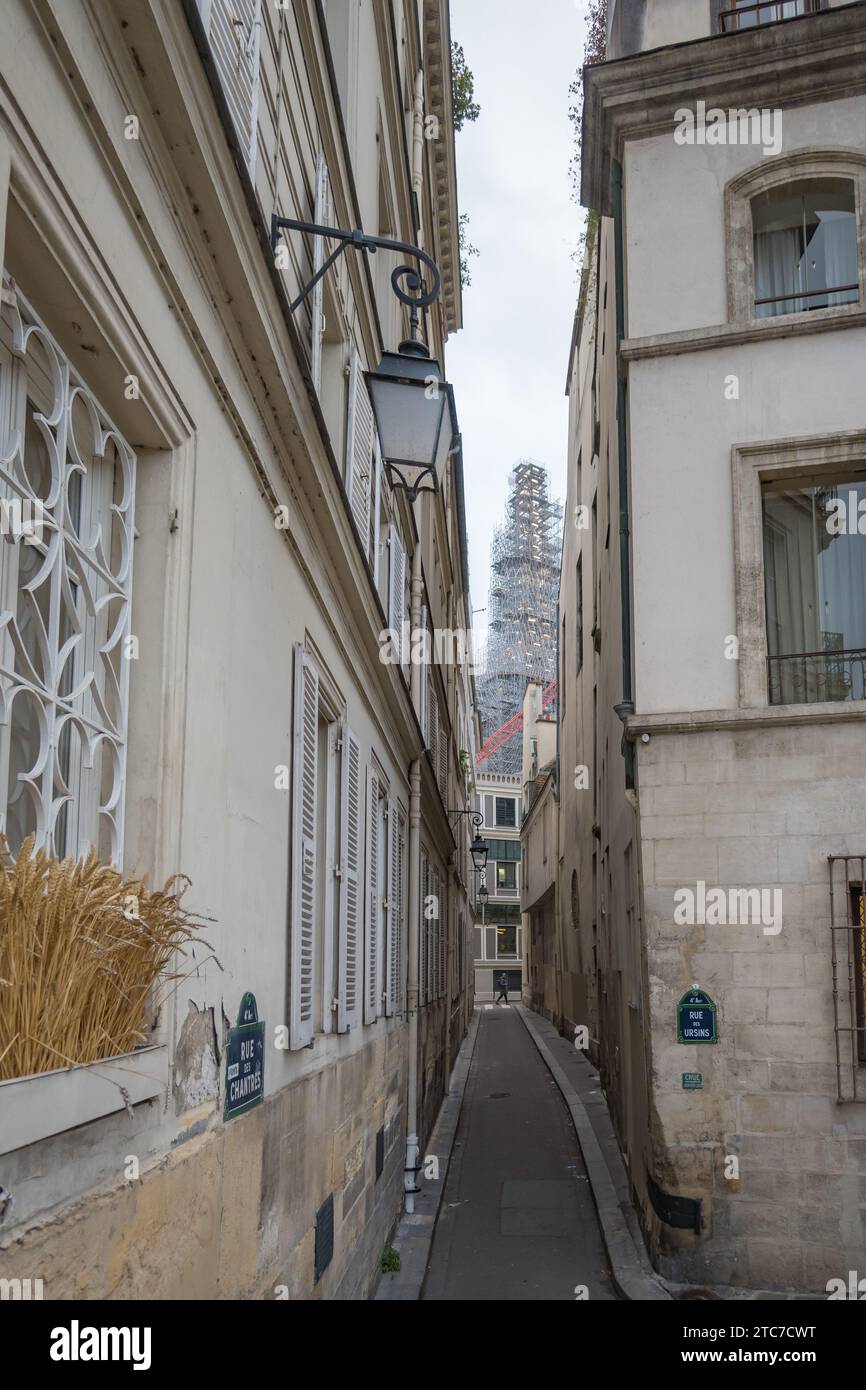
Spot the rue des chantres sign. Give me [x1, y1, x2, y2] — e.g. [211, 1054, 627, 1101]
[677, 988, 718, 1046]
[224, 992, 265, 1121]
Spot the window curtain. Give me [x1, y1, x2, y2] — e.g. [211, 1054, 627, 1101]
[818, 210, 859, 308]
[755, 227, 804, 316]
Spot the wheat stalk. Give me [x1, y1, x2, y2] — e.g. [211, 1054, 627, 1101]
[0, 834, 217, 1080]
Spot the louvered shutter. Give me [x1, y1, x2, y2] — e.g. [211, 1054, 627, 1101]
[437, 703, 447, 799]
[396, 812, 406, 1013]
[372, 436, 382, 586]
[419, 605, 429, 740]
[311, 154, 330, 393]
[428, 680, 438, 763]
[419, 853, 428, 1006]
[439, 876, 447, 999]
[345, 351, 373, 552]
[338, 725, 361, 1033]
[290, 645, 317, 1049]
[385, 799, 399, 1016]
[387, 524, 405, 663]
[364, 768, 380, 1024]
[200, 0, 262, 174]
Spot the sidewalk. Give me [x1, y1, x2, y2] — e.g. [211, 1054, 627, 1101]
[421, 1004, 617, 1300]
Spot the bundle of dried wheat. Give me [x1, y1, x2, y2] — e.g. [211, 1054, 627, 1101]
[0, 835, 216, 1081]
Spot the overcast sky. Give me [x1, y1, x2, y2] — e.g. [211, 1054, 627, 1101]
[447, 0, 589, 645]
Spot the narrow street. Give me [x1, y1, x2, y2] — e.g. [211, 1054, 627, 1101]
[423, 1007, 616, 1301]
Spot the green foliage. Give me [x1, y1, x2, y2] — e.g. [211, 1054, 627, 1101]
[381, 1245, 401, 1274]
[568, 0, 608, 265]
[451, 42, 480, 132]
[458, 212, 478, 290]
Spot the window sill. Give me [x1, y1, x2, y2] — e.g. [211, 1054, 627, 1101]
[0, 1044, 169, 1156]
[621, 303, 866, 364]
[627, 698, 866, 740]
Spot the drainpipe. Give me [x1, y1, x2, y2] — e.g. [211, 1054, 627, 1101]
[404, 541, 423, 1213]
[405, 758, 422, 1212]
[611, 159, 635, 788]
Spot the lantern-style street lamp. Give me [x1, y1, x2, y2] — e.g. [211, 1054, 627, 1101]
[270, 214, 457, 502]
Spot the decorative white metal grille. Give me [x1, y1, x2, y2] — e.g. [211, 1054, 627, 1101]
[0, 278, 136, 865]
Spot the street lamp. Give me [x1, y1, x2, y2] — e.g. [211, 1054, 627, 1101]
[269, 213, 456, 503]
[470, 831, 489, 874]
[365, 347, 456, 503]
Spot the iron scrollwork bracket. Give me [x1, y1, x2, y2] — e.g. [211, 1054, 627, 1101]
[270, 215, 441, 318]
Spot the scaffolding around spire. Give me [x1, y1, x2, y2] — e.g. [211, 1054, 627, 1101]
[476, 461, 563, 775]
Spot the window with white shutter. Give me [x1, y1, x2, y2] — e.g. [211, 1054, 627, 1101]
[290, 644, 318, 1048]
[197, 0, 262, 176]
[385, 799, 401, 1016]
[429, 866, 439, 1002]
[419, 605, 429, 741]
[338, 725, 362, 1033]
[387, 523, 405, 665]
[420, 851, 429, 1007]
[345, 349, 374, 554]
[311, 153, 331, 394]
[364, 767, 382, 1024]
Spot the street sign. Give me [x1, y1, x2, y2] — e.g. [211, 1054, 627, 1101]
[224, 992, 265, 1120]
[682, 1072, 703, 1090]
[677, 989, 718, 1044]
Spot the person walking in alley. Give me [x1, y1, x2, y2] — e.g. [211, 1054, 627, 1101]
[495, 972, 509, 1005]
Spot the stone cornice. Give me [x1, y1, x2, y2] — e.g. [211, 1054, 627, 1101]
[423, 0, 462, 335]
[626, 701, 866, 739]
[581, 1, 866, 214]
[621, 304, 866, 361]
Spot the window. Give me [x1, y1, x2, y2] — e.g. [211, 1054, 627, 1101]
[753, 180, 858, 317]
[0, 283, 136, 865]
[720, 0, 819, 34]
[576, 555, 584, 677]
[829, 856, 866, 1101]
[291, 643, 371, 1046]
[496, 861, 517, 893]
[495, 795, 516, 828]
[496, 925, 518, 959]
[762, 474, 866, 703]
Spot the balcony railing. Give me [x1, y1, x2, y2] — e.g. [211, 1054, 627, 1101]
[719, 0, 820, 34]
[768, 647, 866, 705]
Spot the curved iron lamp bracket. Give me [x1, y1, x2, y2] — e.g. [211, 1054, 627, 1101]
[271, 215, 441, 316]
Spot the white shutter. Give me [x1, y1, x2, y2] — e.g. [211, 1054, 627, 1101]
[201, 0, 262, 174]
[387, 524, 405, 663]
[290, 645, 318, 1049]
[311, 153, 330, 393]
[385, 800, 400, 1016]
[364, 768, 380, 1024]
[372, 436, 382, 587]
[345, 350, 373, 552]
[419, 853, 429, 1006]
[338, 725, 361, 1033]
[437, 702, 447, 799]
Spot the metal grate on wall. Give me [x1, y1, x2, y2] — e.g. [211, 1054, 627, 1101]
[828, 855, 866, 1102]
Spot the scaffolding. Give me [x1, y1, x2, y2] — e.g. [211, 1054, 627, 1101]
[476, 461, 563, 775]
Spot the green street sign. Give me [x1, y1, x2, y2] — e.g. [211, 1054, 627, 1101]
[677, 989, 718, 1044]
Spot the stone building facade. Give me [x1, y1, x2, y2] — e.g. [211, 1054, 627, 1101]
[554, 0, 866, 1293]
[0, 0, 475, 1300]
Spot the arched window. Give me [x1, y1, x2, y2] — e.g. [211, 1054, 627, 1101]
[752, 179, 859, 317]
[725, 151, 866, 324]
